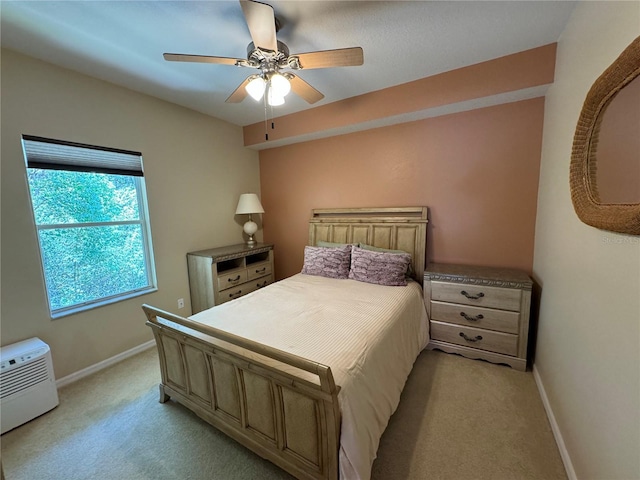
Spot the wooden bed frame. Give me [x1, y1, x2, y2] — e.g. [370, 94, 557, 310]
[142, 207, 428, 480]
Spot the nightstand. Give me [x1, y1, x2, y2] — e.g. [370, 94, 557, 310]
[424, 263, 533, 371]
[187, 243, 274, 314]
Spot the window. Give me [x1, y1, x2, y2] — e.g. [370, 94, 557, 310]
[22, 135, 157, 318]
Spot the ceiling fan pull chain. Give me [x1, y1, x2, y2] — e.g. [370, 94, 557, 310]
[264, 92, 269, 141]
[270, 102, 275, 131]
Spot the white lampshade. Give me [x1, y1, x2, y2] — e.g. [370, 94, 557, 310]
[245, 76, 266, 101]
[269, 73, 291, 97]
[235, 193, 264, 215]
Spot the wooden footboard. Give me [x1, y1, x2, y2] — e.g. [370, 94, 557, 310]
[142, 305, 341, 480]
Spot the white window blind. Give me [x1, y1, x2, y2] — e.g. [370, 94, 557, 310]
[22, 135, 143, 176]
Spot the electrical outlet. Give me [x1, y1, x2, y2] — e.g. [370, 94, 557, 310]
[177, 298, 185, 309]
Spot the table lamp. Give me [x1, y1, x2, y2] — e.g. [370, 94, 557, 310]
[235, 193, 264, 246]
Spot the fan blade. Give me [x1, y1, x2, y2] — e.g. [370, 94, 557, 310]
[226, 77, 252, 103]
[289, 75, 324, 104]
[240, 0, 278, 52]
[164, 53, 243, 66]
[292, 47, 364, 70]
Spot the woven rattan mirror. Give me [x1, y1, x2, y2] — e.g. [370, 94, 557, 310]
[570, 36, 640, 235]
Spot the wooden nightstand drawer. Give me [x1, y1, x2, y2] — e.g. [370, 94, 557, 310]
[247, 261, 272, 281]
[430, 320, 518, 356]
[218, 269, 248, 291]
[424, 263, 533, 371]
[431, 281, 522, 312]
[430, 301, 520, 334]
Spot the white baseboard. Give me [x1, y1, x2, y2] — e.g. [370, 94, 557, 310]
[56, 340, 155, 388]
[533, 363, 577, 480]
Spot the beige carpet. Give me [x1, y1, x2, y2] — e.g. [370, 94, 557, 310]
[1, 347, 567, 480]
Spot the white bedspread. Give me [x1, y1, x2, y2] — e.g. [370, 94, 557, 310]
[190, 273, 429, 480]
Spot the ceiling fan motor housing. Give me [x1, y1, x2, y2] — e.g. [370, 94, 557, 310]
[246, 41, 290, 67]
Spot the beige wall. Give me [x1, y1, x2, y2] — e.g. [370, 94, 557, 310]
[260, 97, 544, 279]
[533, 2, 640, 479]
[0, 49, 260, 378]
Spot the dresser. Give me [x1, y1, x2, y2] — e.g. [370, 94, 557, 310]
[187, 243, 274, 314]
[424, 263, 533, 371]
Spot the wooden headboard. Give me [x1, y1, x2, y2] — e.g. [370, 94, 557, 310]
[308, 207, 429, 281]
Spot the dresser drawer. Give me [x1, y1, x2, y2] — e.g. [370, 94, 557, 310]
[218, 269, 248, 291]
[252, 274, 274, 290]
[430, 301, 520, 334]
[431, 281, 522, 312]
[218, 275, 275, 304]
[218, 283, 254, 304]
[430, 320, 518, 356]
[247, 261, 272, 281]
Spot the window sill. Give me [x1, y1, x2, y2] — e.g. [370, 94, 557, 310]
[50, 287, 158, 319]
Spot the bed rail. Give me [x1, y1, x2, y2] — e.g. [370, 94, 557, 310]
[143, 304, 341, 480]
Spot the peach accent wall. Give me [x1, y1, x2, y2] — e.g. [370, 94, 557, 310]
[244, 44, 556, 146]
[260, 97, 544, 280]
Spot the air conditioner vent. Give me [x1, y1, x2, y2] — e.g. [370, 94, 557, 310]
[0, 357, 49, 399]
[0, 337, 59, 434]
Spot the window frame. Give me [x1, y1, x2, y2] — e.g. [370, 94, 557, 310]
[22, 136, 157, 318]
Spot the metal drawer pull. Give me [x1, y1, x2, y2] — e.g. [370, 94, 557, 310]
[460, 290, 484, 300]
[228, 275, 241, 282]
[460, 312, 484, 322]
[229, 290, 242, 298]
[255, 267, 266, 273]
[257, 281, 268, 288]
[459, 332, 483, 342]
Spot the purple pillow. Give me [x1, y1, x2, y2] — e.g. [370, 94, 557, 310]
[348, 246, 411, 286]
[301, 245, 351, 279]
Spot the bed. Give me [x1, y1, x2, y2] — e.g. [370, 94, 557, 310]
[142, 207, 429, 480]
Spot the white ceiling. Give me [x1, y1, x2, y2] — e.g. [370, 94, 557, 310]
[0, 1, 576, 127]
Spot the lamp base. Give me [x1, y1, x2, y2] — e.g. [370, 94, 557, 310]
[243, 219, 258, 246]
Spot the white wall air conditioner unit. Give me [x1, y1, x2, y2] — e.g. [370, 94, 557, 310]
[0, 337, 59, 434]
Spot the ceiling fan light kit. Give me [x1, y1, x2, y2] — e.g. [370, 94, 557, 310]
[246, 75, 266, 101]
[269, 73, 291, 97]
[245, 72, 291, 106]
[163, 0, 364, 112]
[267, 90, 285, 106]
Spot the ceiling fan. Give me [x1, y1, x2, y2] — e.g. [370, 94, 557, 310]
[163, 0, 364, 107]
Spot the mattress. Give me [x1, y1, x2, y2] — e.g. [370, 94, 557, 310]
[190, 273, 429, 480]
